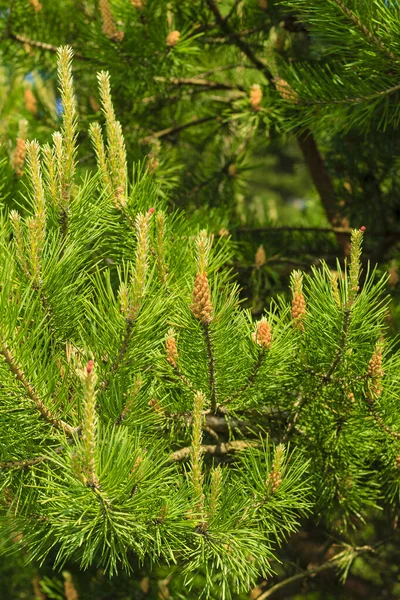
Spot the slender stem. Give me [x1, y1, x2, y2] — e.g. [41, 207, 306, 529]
[1, 340, 75, 436]
[100, 319, 134, 391]
[257, 546, 373, 600]
[225, 349, 265, 403]
[284, 309, 351, 440]
[202, 322, 217, 412]
[8, 31, 87, 60]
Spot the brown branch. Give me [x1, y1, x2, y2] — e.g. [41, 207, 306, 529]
[8, 31, 87, 60]
[331, 0, 399, 63]
[205, 0, 273, 82]
[1, 340, 76, 436]
[153, 76, 245, 92]
[145, 116, 217, 141]
[296, 130, 348, 253]
[170, 439, 258, 462]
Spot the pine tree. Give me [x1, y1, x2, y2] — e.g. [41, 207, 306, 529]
[1, 47, 400, 599]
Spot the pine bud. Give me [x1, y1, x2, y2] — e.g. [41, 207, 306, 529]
[166, 30, 180, 47]
[191, 273, 213, 324]
[252, 317, 272, 349]
[166, 328, 178, 368]
[24, 87, 37, 115]
[249, 84, 262, 111]
[255, 244, 266, 269]
[80, 359, 99, 487]
[290, 270, 306, 329]
[99, 0, 124, 42]
[29, 0, 42, 11]
[191, 231, 213, 324]
[348, 227, 364, 306]
[208, 466, 222, 520]
[274, 77, 299, 103]
[367, 342, 384, 398]
[266, 444, 285, 493]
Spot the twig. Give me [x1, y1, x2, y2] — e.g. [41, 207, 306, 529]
[100, 319, 134, 391]
[1, 340, 76, 436]
[225, 349, 265, 403]
[153, 76, 245, 92]
[170, 439, 258, 462]
[256, 545, 374, 600]
[145, 116, 217, 141]
[8, 31, 87, 60]
[202, 322, 218, 413]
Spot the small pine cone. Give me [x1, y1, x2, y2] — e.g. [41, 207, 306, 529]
[367, 346, 384, 397]
[131, 0, 143, 6]
[63, 573, 79, 600]
[218, 228, 229, 237]
[12, 138, 27, 177]
[166, 328, 178, 368]
[252, 318, 272, 349]
[166, 30, 180, 47]
[29, 0, 43, 11]
[291, 292, 306, 329]
[24, 88, 37, 115]
[255, 244, 266, 269]
[266, 471, 281, 493]
[249, 84, 262, 111]
[191, 272, 213, 324]
[395, 456, 400, 470]
[148, 397, 164, 415]
[228, 163, 237, 178]
[274, 77, 299, 104]
[99, 0, 124, 42]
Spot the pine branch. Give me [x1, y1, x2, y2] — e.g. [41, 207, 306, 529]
[0, 340, 75, 436]
[331, 0, 399, 63]
[153, 76, 245, 92]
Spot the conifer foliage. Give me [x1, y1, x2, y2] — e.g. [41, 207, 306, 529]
[1, 49, 400, 599]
